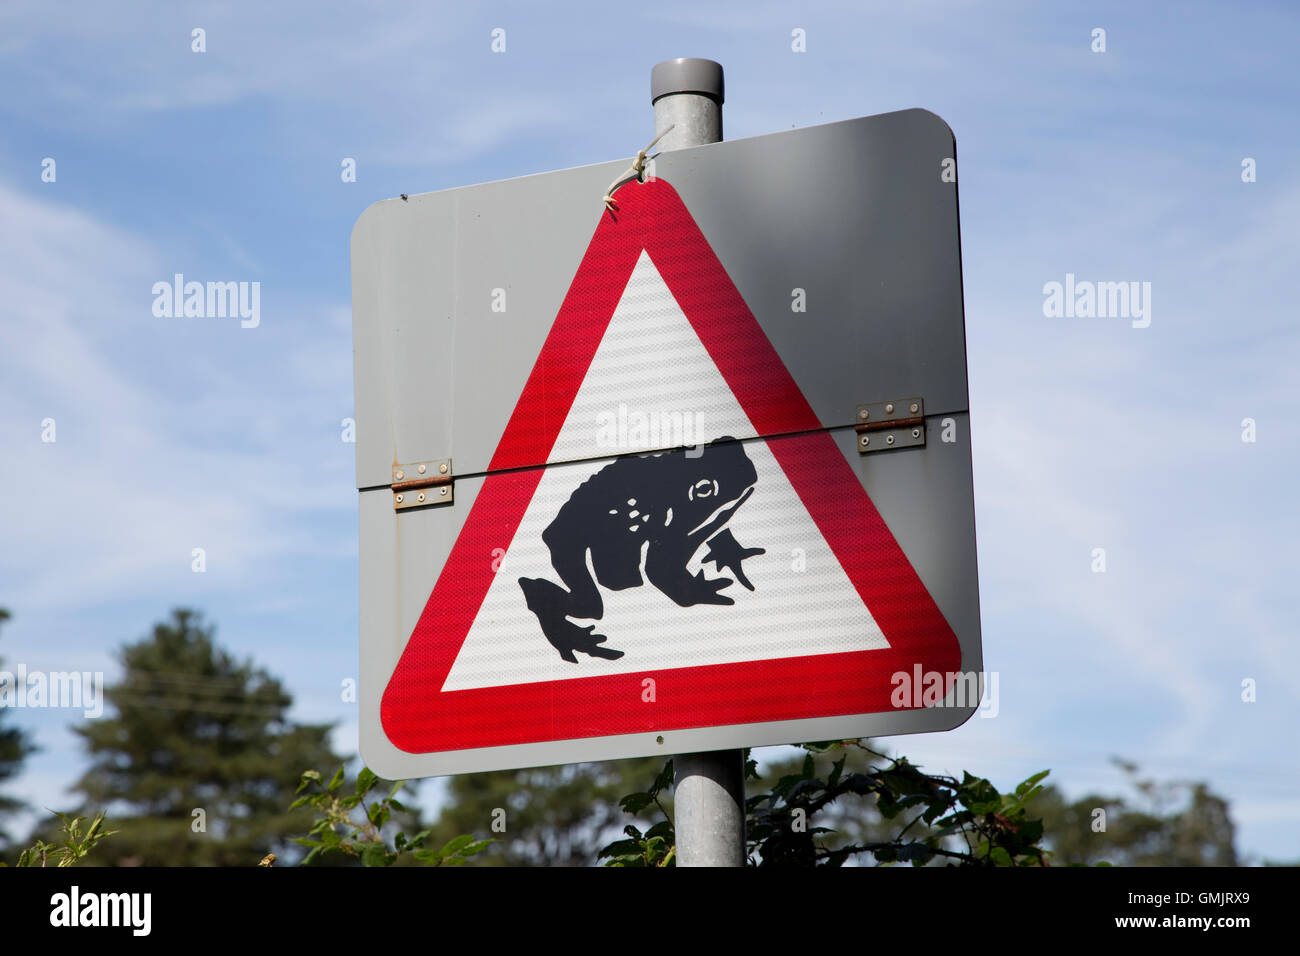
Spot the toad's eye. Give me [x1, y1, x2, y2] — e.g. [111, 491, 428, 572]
[688, 478, 718, 501]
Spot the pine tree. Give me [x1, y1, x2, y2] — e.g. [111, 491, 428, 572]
[67, 608, 344, 865]
[0, 608, 38, 849]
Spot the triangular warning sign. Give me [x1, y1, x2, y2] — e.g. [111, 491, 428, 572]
[382, 179, 960, 754]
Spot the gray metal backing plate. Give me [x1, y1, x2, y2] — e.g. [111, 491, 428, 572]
[358, 415, 981, 779]
[350, 108, 966, 490]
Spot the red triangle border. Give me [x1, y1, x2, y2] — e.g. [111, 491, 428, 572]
[381, 179, 961, 753]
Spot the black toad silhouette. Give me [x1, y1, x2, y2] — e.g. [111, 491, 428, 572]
[519, 437, 766, 663]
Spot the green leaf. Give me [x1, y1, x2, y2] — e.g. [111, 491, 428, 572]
[1018, 819, 1044, 844]
[1015, 770, 1050, 798]
[785, 778, 823, 806]
[801, 740, 843, 753]
[922, 797, 954, 825]
[827, 755, 846, 790]
[645, 820, 674, 842]
[361, 842, 392, 867]
[651, 760, 675, 796]
[327, 766, 345, 793]
[356, 767, 379, 797]
[619, 792, 655, 815]
[895, 843, 934, 866]
[840, 772, 876, 796]
[598, 838, 644, 859]
[438, 834, 476, 857]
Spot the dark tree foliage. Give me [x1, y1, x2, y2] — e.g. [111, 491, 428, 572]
[1033, 758, 1238, 867]
[603, 741, 1052, 867]
[289, 766, 478, 867]
[286, 745, 1246, 869]
[0, 608, 38, 849]
[64, 608, 344, 866]
[601, 744, 1243, 867]
[425, 757, 669, 866]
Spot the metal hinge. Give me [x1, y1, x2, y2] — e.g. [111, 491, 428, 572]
[855, 398, 925, 454]
[392, 458, 453, 511]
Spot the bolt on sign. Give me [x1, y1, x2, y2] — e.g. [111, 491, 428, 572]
[350, 109, 982, 778]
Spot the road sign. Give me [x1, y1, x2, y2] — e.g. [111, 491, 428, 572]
[352, 108, 982, 779]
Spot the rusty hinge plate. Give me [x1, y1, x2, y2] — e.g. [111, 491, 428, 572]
[392, 458, 453, 511]
[855, 397, 925, 454]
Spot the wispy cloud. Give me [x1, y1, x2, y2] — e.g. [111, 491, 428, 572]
[0, 182, 355, 618]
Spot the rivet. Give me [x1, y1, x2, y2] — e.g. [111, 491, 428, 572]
[911, 428, 921, 439]
[656, 735, 664, 744]
[395, 470, 405, 480]
[885, 403, 894, 414]
[395, 494, 404, 503]
[417, 463, 427, 475]
[886, 434, 895, 445]
[861, 436, 869, 447]
[439, 463, 448, 474]
[440, 487, 448, 496]
[858, 409, 869, 420]
[909, 402, 919, 414]
[417, 492, 426, 503]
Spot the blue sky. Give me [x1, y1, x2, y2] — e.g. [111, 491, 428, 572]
[1, 0, 1297, 862]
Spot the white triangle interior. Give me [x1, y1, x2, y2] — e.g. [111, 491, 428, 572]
[443, 251, 888, 691]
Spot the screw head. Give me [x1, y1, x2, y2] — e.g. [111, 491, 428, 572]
[885, 403, 894, 414]
[417, 463, 427, 475]
[394, 470, 404, 480]
[886, 434, 895, 445]
[656, 735, 664, 745]
[395, 494, 404, 503]
[439, 463, 448, 474]
[858, 409, 869, 420]
[909, 402, 919, 414]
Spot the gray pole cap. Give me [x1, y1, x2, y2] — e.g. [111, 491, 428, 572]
[651, 58, 724, 105]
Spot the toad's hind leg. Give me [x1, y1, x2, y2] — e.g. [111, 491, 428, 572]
[519, 549, 623, 663]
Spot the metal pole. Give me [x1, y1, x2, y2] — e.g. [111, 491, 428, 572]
[652, 57, 723, 150]
[651, 57, 746, 868]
